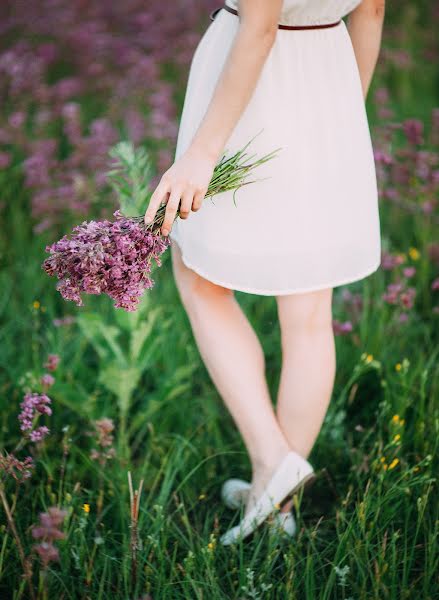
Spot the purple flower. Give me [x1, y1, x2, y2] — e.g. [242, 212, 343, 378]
[32, 506, 68, 568]
[0, 151, 11, 168]
[0, 453, 34, 482]
[402, 267, 416, 278]
[8, 111, 26, 128]
[18, 392, 52, 433]
[403, 119, 424, 145]
[42, 210, 170, 311]
[29, 426, 50, 442]
[381, 251, 405, 271]
[400, 287, 416, 309]
[44, 354, 60, 371]
[332, 320, 353, 335]
[374, 149, 393, 165]
[432, 278, 439, 291]
[382, 281, 416, 311]
[41, 373, 55, 388]
[34, 542, 60, 565]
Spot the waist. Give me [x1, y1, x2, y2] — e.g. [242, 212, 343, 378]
[209, 5, 342, 30]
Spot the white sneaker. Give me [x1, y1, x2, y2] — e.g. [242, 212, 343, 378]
[221, 477, 297, 537]
[221, 478, 251, 510]
[219, 450, 315, 546]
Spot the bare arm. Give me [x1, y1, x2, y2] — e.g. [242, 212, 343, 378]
[190, 0, 283, 161]
[346, 0, 386, 100]
[145, 0, 283, 235]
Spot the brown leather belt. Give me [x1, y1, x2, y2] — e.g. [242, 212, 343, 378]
[210, 5, 342, 30]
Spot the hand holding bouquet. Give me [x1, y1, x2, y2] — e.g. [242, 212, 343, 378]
[42, 136, 280, 311]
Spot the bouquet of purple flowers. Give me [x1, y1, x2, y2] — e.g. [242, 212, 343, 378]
[42, 137, 279, 311]
[43, 210, 169, 311]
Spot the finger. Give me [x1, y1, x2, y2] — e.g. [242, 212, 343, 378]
[192, 189, 206, 212]
[144, 179, 170, 225]
[178, 189, 195, 220]
[161, 186, 183, 235]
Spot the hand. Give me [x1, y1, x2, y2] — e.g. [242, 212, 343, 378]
[144, 146, 217, 236]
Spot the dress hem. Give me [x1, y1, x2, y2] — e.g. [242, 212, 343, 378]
[171, 238, 381, 296]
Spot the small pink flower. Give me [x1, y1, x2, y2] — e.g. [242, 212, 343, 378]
[381, 251, 405, 271]
[34, 542, 60, 565]
[41, 373, 55, 388]
[0, 152, 11, 169]
[29, 425, 50, 442]
[32, 507, 68, 568]
[44, 354, 60, 371]
[0, 453, 34, 482]
[332, 320, 353, 335]
[402, 267, 416, 278]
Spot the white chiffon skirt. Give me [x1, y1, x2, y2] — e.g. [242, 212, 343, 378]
[169, 8, 382, 295]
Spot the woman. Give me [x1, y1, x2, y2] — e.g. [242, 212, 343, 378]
[144, 0, 385, 545]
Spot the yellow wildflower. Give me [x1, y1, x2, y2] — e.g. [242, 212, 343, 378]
[395, 363, 402, 371]
[393, 434, 401, 442]
[382, 464, 388, 470]
[365, 354, 373, 363]
[83, 503, 90, 513]
[380, 457, 386, 463]
[408, 247, 420, 260]
[392, 414, 400, 423]
[198, 493, 206, 500]
[400, 419, 405, 425]
[33, 300, 40, 309]
[388, 458, 399, 470]
[207, 542, 215, 550]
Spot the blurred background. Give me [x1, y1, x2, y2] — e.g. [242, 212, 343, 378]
[0, 1, 438, 598]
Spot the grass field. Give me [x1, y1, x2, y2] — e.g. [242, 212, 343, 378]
[0, 1, 438, 598]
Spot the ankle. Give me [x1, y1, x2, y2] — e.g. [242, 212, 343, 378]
[250, 442, 291, 474]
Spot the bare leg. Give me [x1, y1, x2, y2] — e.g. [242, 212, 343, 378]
[170, 240, 291, 514]
[275, 287, 336, 513]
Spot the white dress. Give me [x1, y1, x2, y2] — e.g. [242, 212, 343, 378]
[169, 0, 382, 296]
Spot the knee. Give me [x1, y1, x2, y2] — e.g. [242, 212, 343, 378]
[277, 290, 333, 336]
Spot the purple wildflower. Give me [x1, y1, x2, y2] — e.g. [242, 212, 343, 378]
[42, 210, 170, 311]
[18, 392, 52, 432]
[382, 281, 417, 311]
[89, 417, 116, 466]
[382, 282, 404, 305]
[34, 542, 60, 565]
[32, 507, 68, 540]
[29, 426, 50, 442]
[402, 267, 416, 278]
[381, 251, 405, 271]
[44, 354, 60, 371]
[0, 151, 11, 168]
[32, 507, 68, 568]
[400, 287, 416, 310]
[332, 320, 353, 335]
[403, 119, 424, 145]
[40, 373, 55, 389]
[0, 452, 35, 482]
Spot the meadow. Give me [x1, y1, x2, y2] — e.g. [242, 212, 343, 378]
[0, 1, 438, 598]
